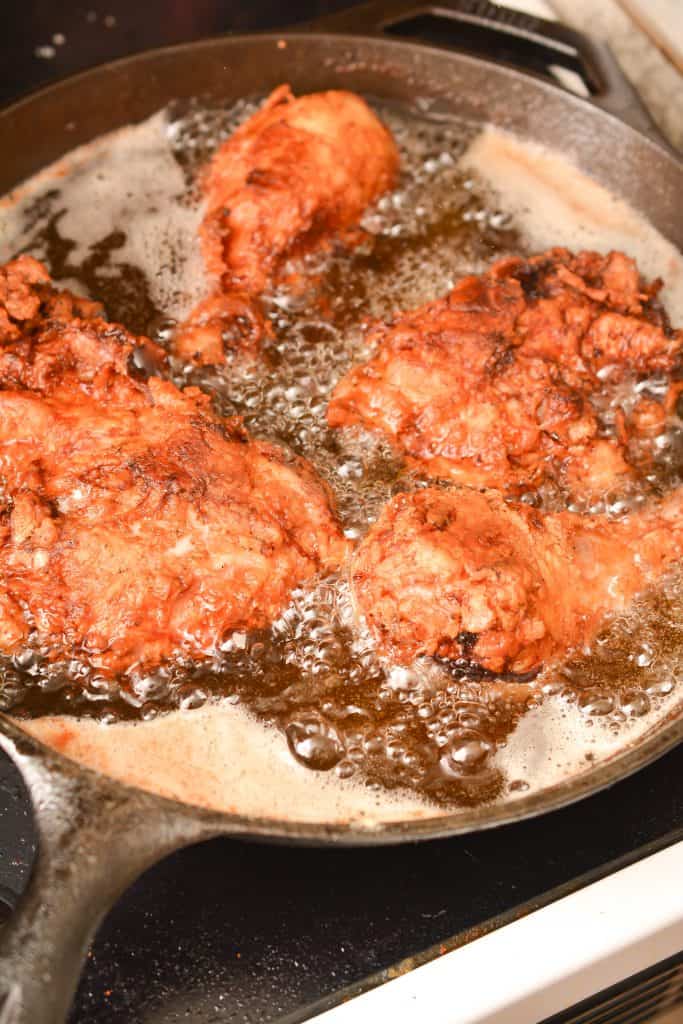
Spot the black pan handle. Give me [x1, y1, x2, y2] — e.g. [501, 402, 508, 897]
[0, 716, 219, 1024]
[309, 0, 662, 143]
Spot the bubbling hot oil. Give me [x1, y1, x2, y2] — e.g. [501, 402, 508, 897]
[0, 99, 682, 810]
[170, 101, 520, 535]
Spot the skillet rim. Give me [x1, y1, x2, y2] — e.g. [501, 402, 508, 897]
[0, 30, 681, 192]
[0, 28, 682, 844]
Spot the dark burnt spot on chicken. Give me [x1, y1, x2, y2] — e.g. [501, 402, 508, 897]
[244, 167, 279, 189]
[456, 631, 479, 656]
[485, 342, 516, 375]
[512, 259, 549, 301]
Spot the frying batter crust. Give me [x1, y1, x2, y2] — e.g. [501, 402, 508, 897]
[351, 485, 683, 674]
[329, 248, 680, 497]
[174, 84, 399, 365]
[0, 257, 347, 674]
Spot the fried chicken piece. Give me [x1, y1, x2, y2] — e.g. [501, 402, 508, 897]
[329, 249, 680, 497]
[174, 85, 399, 365]
[0, 258, 347, 674]
[202, 85, 399, 294]
[0, 269, 165, 393]
[0, 255, 103, 343]
[351, 486, 683, 674]
[172, 293, 270, 365]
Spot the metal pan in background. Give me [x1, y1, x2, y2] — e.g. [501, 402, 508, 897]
[0, 2, 681, 1022]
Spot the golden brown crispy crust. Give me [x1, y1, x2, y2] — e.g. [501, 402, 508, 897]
[173, 292, 271, 366]
[329, 248, 680, 497]
[201, 85, 399, 295]
[351, 485, 683, 674]
[0, 254, 103, 343]
[0, 257, 347, 674]
[173, 85, 399, 365]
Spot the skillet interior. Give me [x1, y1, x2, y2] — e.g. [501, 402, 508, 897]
[0, 30, 682, 842]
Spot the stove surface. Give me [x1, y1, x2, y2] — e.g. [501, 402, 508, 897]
[1, 2, 682, 1022]
[1, 742, 681, 1023]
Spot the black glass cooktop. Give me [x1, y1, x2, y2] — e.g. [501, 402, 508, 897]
[1, 2, 682, 1021]
[1, 744, 682, 1023]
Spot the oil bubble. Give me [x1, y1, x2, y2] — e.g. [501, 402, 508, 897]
[440, 735, 492, 776]
[285, 713, 344, 771]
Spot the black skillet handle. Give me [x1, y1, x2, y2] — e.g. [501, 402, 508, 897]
[0, 717, 216, 1024]
[309, 0, 663, 143]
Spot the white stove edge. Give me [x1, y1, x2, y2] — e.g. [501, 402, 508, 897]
[314, 840, 683, 1023]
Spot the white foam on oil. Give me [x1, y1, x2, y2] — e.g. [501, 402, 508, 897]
[0, 111, 206, 322]
[498, 687, 680, 799]
[460, 127, 683, 322]
[21, 702, 434, 825]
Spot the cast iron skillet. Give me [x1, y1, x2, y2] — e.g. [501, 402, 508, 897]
[0, 2, 682, 1021]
